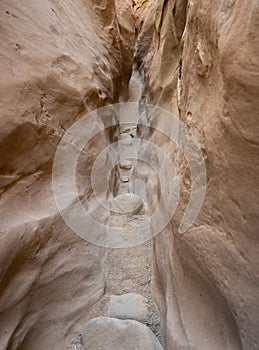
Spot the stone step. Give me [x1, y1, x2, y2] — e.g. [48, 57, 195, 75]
[81, 317, 164, 350]
[108, 293, 149, 323]
[109, 193, 143, 215]
[119, 160, 132, 170]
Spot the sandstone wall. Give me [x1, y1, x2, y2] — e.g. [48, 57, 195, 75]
[0, 1, 135, 349]
[143, 0, 259, 349]
[1, 0, 258, 349]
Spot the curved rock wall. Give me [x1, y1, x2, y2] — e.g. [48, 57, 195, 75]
[0, 0, 135, 349]
[142, 0, 259, 349]
[1, 0, 258, 349]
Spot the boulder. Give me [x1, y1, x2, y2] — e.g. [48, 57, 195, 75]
[108, 293, 149, 323]
[109, 193, 143, 215]
[82, 317, 164, 350]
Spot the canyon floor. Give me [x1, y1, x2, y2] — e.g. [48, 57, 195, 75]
[67, 210, 162, 349]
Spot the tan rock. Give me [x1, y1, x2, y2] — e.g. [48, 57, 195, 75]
[81, 317, 164, 350]
[119, 133, 134, 146]
[109, 193, 143, 215]
[1, 1, 258, 350]
[142, 0, 259, 350]
[108, 293, 149, 323]
[120, 175, 130, 183]
[0, 0, 136, 349]
[120, 160, 133, 170]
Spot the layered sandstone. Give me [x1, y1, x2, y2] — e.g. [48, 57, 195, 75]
[0, 0, 258, 350]
[140, 1, 259, 349]
[0, 0, 135, 349]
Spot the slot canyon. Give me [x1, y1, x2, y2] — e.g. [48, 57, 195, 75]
[0, 0, 258, 349]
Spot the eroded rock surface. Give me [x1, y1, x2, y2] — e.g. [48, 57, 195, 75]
[1, 0, 258, 350]
[108, 293, 149, 323]
[0, 0, 135, 349]
[81, 317, 164, 350]
[138, 1, 259, 350]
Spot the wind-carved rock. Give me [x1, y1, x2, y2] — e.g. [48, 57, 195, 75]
[81, 317, 164, 350]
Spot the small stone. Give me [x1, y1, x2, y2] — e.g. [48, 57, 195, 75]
[108, 293, 149, 323]
[119, 133, 133, 146]
[119, 160, 132, 170]
[120, 175, 129, 183]
[109, 193, 143, 215]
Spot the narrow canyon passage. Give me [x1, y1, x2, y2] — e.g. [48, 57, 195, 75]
[70, 58, 162, 350]
[0, 1, 258, 350]
[79, 41, 164, 348]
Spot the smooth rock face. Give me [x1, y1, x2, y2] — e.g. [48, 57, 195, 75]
[137, 0, 259, 350]
[82, 317, 164, 350]
[109, 193, 143, 215]
[1, 1, 258, 350]
[119, 133, 134, 146]
[0, 0, 135, 349]
[0, 214, 105, 350]
[108, 293, 149, 323]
